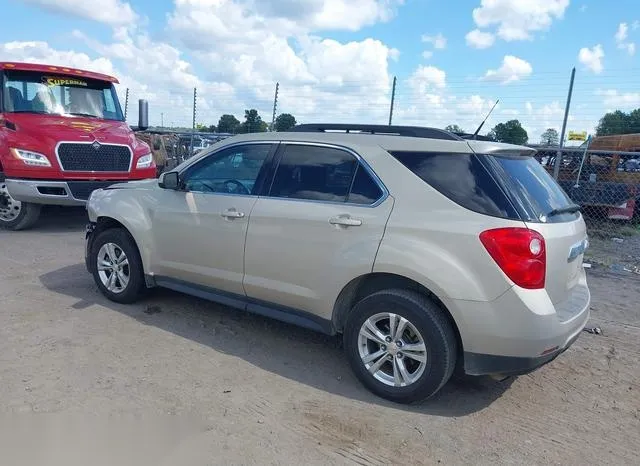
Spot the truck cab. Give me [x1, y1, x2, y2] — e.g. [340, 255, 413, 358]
[0, 62, 155, 230]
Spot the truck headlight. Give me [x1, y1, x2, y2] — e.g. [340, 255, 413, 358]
[136, 153, 154, 169]
[11, 148, 52, 167]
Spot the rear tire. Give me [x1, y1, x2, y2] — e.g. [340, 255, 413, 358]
[89, 228, 146, 304]
[0, 181, 41, 231]
[343, 289, 457, 404]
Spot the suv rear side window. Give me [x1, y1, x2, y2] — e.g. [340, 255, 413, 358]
[486, 154, 578, 223]
[389, 151, 520, 220]
[269, 144, 383, 205]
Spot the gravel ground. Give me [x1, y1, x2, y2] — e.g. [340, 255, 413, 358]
[0, 207, 639, 465]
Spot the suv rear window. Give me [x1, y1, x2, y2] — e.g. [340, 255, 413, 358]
[389, 151, 578, 223]
[487, 154, 578, 223]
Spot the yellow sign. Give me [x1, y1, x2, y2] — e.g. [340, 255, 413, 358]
[568, 131, 587, 141]
[42, 76, 88, 87]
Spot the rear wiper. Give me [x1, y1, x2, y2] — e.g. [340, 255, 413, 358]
[546, 204, 581, 218]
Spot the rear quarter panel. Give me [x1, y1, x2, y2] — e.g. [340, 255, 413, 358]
[364, 146, 521, 305]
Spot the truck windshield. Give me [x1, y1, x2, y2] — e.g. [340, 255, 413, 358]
[2, 70, 124, 121]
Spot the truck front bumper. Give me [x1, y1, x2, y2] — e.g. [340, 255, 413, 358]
[5, 179, 119, 206]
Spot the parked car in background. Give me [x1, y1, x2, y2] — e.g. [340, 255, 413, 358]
[84, 124, 590, 403]
[0, 61, 154, 230]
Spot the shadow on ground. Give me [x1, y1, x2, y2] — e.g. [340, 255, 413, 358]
[40, 263, 515, 417]
[34, 206, 88, 232]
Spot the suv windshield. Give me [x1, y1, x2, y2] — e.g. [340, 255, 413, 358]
[2, 69, 124, 121]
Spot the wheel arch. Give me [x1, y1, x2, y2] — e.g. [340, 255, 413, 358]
[92, 216, 151, 280]
[331, 272, 463, 355]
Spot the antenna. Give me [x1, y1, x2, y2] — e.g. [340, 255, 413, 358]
[472, 99, 499, 140]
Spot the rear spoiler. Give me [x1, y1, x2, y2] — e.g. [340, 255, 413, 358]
[466, 140, 537, 157]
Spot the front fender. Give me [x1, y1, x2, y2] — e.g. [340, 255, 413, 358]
[87, 188, 155, 275]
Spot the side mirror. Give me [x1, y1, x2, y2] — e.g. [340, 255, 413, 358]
[138, 99, 149, 131]
[159, 171, 179, 190]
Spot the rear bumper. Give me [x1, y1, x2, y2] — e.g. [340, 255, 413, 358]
[452, 272, 591, 376]
[463, 322, 584, 376]
[5, 179, 120, 206]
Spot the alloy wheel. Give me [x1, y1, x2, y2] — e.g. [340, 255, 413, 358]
[357, 312, 428, 388]
[97, 243, 130, 294]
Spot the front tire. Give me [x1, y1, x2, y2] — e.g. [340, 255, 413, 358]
[344, 289, 457, 404]
[0, 181, 41, 231]
[89, 228, 146, 304]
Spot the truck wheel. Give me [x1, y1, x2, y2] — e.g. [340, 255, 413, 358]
[0, 182, 41, 231]
[89, 228, 146, 304]
[343, 289, 457, 404]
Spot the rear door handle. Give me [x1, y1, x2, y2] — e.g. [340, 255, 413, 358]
[329, 216, 362, 227]
[221, 209, 245, 219]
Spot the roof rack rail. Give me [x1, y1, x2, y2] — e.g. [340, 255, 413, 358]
[290, 124, 463, 141]
[454, 132, 495, 142]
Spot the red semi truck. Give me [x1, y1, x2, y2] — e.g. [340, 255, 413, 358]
[0, 61, 154, 230]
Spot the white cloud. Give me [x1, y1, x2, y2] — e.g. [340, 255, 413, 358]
[484, 55, 533, 84]
[596, 89, 640, 108]
[21, 0, 137, 26]
[421, 33, 447, 49]
[408, 65, 447, 90]
[526, 102, 533, 114]
[422, 50, 433, 59]
[621, 43, 637, 55]
[615, 23, 636, 56]
[465, 29, 495, 49]
[471, 0, 570, 41]
[0, 40, 116, 75]
[578, 44, 604, 73]
[168, 0, 403, 38]
[615, 23, 629, 42]
[633, 20, 640, 30]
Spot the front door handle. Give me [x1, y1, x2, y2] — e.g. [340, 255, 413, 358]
[221, 209, 245, 219]
[329, 216, 362, 227]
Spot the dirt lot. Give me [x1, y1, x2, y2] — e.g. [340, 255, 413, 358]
[1, 208, 639, 465]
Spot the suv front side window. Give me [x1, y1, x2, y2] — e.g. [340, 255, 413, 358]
[181, 144, 273, 195]
[269, 144, 383, 205]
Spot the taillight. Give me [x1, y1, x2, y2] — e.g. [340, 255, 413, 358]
[479, 228, 546, 289]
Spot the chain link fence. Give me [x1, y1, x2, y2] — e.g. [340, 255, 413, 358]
[535, 144, 640, 272]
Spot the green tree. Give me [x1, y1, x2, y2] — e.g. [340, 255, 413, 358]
[445, 124, 464, 133]
[274, 113, 297, 132]
[540, 128, 560, 145]
[240, 109, 268, 133]
[596, 109, 640, 136]
[217, 114, 241, 133]
[488, 120, 529, 145]
[196, 123, 216, 132]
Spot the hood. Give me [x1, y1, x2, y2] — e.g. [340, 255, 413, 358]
[105, 178, 159, 190]
[5, 113, 148, 153]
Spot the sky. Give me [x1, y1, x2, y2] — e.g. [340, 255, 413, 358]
[0, 0, 639, 143]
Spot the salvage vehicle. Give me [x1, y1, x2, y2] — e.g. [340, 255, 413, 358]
[0, 61, 154, 230]
[537, 133, 640, 221]
[84, 124, 590, 403]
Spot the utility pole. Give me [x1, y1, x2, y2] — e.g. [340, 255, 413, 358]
[271, 82, 279, 131]
[553, 67, 576, 180]
[124, 88, 129, 121]
[388, 76, 397, 125]
[190, 87, 197, 158]
[161, 112, 164, 129]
